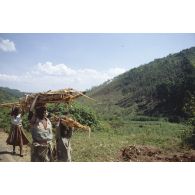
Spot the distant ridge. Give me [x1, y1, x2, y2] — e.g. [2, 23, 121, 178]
[88, 47, 195, 120]
[0, 87, 24, 103]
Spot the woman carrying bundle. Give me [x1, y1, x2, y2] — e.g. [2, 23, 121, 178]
[6, 107, 29, 157]
[28, 105, 54, 162]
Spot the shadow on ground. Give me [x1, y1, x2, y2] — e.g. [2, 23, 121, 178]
[0, 151, 21, 157]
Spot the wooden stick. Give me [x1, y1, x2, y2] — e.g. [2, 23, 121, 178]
[0, 102, 20, 108]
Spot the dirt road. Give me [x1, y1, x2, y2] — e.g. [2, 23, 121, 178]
[0, 129, 30, 162]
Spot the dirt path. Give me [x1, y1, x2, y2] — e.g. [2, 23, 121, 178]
[0, 129, 30, 162]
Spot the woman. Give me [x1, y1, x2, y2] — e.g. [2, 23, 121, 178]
[29, 105, 54, 162]
[6, 107, 29, 157]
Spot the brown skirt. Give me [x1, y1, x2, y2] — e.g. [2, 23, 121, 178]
[6, 124, 29, 147]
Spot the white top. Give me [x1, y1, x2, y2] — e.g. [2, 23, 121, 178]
[11, 114, 22, 126]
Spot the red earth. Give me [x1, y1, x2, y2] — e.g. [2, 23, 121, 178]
[121, 145, 195, 162]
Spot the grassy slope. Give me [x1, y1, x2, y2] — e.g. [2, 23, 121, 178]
[71, 121, 192, 161]
[85, 47, 195, 119]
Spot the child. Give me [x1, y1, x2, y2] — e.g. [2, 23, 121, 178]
[6, 107, 29, 157]
[56, 114, 73, 162]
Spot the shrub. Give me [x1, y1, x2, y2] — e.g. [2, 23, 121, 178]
[48, 103, 100, 129]
[68, 103, 99, 128]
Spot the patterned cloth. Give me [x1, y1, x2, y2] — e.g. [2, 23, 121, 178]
[6, 124, 29, 147]
[31, 141, 54, 162]
[30, 117, 54, 162]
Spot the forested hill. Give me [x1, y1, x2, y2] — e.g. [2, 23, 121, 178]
[0, 87, 24, 103]
[88, 47, 195, 121]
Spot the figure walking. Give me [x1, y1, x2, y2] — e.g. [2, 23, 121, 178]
[6, 107, 29, 157]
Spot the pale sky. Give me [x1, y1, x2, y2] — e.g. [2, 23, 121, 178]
[0, 33, 195, 92]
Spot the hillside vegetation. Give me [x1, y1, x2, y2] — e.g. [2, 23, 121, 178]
[87, 47, 195, 123]
[0, 87, 24, 103]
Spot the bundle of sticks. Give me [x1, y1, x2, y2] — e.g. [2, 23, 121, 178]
[21, 88, 95, 111]
[0, 88, 94, 110]
[51, 113, 91, 137]
[0, 102, 21, 108]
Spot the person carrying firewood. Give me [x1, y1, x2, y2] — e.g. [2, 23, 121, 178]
[28, 104, 54, 162]
[6, 106, 30, 157]
[56, 112, 74, 162]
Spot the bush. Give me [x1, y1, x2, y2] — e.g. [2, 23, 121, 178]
[48, 103, 100, 129]
[186, 117, 195, 126]
[0, 109, 11, 132]
[68, 103, 99, 128]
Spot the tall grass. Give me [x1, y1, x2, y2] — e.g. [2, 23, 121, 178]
[71, 120, 192, 161]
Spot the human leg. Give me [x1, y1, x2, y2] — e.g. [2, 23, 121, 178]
[20, 146, 23, 157]
[12, 145, 16, 155]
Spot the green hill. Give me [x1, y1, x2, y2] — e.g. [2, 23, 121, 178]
[0, 87, 24, 103]
[87, 47, 195, 122]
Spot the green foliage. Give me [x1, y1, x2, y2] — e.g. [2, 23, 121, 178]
[153, 57, 195, 119]
[186, 117, 195, 126]
[47, 102, 100, 129]
[22, 113, 31, 131]
[180, 125, 195, 149]
[71, 121, 192, 161]
[0, 108, 10, 132]
[0, 87, 24, 103]
[68, 103, 99, 128]
[130, 115, 167, 122]
[87, 47, 195, 122]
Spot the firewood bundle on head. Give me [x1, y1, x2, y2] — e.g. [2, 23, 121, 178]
[18, 88, 94, 111]
[0, 88, 93, 110]
[0, 102, 21, 109]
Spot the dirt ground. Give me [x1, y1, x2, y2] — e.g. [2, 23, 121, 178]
[0, 129, 30, 162]
[120, 145, 195, 162]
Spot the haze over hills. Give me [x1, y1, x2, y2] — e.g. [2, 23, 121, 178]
[88, 47, 195, 121]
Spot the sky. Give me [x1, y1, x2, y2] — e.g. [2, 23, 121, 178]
[0, 33, 195, 92]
